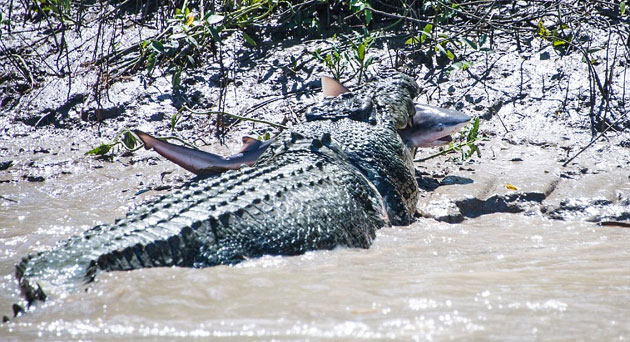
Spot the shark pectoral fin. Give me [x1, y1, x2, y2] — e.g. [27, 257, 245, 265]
[321, 76, 350, 97]
[227, 138, 274, 167]
[133, 130, 233, 175]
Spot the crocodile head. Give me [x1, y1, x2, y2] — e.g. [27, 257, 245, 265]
[322, 76, 471, 148]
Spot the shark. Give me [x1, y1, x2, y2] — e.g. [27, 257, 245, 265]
[134, 76, 470, 175]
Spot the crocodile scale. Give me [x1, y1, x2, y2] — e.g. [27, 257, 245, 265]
[15, 72, 420, 305]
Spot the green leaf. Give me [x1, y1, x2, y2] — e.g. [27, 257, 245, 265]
[313, 48, 323, 61]
[460, 37, 478, 50]
[242, 31, 257, 46]
[553, 39, 566, 47]
[452, 60, 472, 71]
[172, 69, 182, 91]
[365, 55, 374, 67]
[170, 113, 179, 130]
[186, 35, 199, 49]
[621, 1, 626, 15]
[434, 43, 447, 55]
[325, 54, 332, 66]
[423, 23, 433, 34]
[121, 131, 137, 150]
[467, 117, 480, 142]
[405, 36, 421, 45]
[350, 0, 365, 11]
[209, 27, 221, 42]
[478, 34, 487, 47]
[146, 53, 156, 75]
[537, 20, 549, 38]
[446, 49, 455, 60]
[357, 43, 366, 61]
[207, 14, 225, 25]
[151, 40, 165, 53]
[85, 143, 112, 156]
[422, 23, 433, 42]
[165, 45, 178, 58]
[364, 9, 372, 26]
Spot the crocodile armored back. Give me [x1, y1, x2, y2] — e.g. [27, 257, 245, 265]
[15, 73, 420, 307]
[298, 72, 419, 224]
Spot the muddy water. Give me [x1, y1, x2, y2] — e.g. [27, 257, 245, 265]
[1, 138, 630, 341]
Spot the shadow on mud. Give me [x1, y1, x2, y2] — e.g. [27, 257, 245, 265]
[416, 173, 474, 192]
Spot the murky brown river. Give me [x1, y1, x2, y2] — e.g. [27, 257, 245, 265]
[1, 135, 629, 341]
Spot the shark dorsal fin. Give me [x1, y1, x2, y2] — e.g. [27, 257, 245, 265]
[239, 136, 262, 153]
[321, 76, 350, 97]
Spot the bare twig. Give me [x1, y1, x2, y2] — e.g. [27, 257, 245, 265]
[562, 113, 629, 167]
[179, 105, 288, 130]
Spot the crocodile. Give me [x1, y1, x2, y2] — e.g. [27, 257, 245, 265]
[13, 72, 469, 315]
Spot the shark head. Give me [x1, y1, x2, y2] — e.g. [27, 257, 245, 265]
[398, 104, 471, 148]
[320, 76, 470, 148]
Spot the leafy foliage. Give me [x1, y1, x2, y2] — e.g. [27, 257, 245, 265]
[85, 130, 140, 157]
[455, 116, 481, 161]
[349, 31, 377, 84]
[349, 0, 373, 26]
[537, 20, 573, 54]
[313, 35, 348, 81]
[313, 30, 377, 85]
[415, 117, 481, 163]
